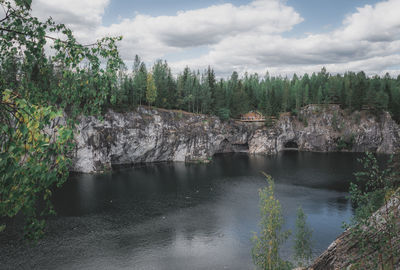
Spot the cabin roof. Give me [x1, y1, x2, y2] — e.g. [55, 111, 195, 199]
[240, 111, 266, 122]
[241, 111, 263, 117]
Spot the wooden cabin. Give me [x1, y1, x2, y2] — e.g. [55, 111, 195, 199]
[240, 111, 266, 122]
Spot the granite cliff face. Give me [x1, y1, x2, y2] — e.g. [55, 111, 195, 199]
[72, 105, 400, 173]
[308, 194, 400, 270]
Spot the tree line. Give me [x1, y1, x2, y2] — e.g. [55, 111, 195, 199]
[119, 62, 400, 121]
[3, 51, 400, 122]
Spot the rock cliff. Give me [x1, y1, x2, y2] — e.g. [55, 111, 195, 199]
[308, 193, 400, 270]
[72, 105, 400, 173]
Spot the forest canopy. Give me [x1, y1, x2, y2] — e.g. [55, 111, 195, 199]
[1, 0, 400, 122]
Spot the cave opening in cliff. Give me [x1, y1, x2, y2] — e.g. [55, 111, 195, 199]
[284, 140, 299, 149]
[216, 139, 249, 153]
[232, 143, 249, 152]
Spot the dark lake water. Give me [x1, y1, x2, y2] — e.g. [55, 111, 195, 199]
[2, 152, 365, 269]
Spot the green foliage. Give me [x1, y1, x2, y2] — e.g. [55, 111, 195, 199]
[349, 153, 396, 220]
[298, 113, 308, 127]
[264, 118, 274, 128]
[230, 74, 250, 118]
[354, 112, 361, 124]
[351, 72, 367, 111]
[152, 59, 177, 109]
[294, 206, 313, 267]
[251, 173, 292, 270]
[0, 0, 123, 118]
[2, 0, 400, 123]
[0, 0, 122, 239]
[337, 134, 355, 151]
[146, 73, 157, 106]
[364, 76, 389, 116]
[216, 107, 230, 121]
[2, 0, 400, 245]
[125, 55, 148, 106]
[331, 111, 340, 131]
[344, 152, 399, 269]
[0, 90, 74, 240]
[2, 2, 399, 122]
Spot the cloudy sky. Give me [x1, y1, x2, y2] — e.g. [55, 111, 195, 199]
[31, 0, 400, 77]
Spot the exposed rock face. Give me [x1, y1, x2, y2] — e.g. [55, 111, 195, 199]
[308, 194, 400, 270]
[72, 105, 400, 173]
[72, 107, 256, 173]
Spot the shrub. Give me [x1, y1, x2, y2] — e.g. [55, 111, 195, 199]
[337, 134, 355, 151]
[294, 206, 313, 267]
[251, 173, 292, 270]
[344, 153, 399, 269]
[217, 108, 230, 121]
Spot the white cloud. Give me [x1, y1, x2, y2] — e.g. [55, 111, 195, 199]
[30, 0, 400, 76]
[31, 0, 110, 40]
[170, 0, 400, 76]
[340, 0, 400, 42]
[95, 0, 302, 62]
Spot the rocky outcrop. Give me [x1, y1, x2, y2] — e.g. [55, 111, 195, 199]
[71, 105, 400, 173]
[308, 194, 400, 270]
[72, 107, 257, 173]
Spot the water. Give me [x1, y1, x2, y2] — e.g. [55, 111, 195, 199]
[1, 152, 364, 269]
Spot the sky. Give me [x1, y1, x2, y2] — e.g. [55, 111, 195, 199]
[31, 0, 400, 77]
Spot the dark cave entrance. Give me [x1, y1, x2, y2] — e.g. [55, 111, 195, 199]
[216, 139, 249, 153]
[284, 140, 299, 149]
[232, 142, 249, 152]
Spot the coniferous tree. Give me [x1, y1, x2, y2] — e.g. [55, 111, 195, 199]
[206, 66, 217, 113]
[153, 59, 170, 108]
[146, 73, 157, 106]
[303, 84, 310, 106]
[317, 86, 323, 104]
[281, 79, 290, 112]
[231, 80, 249, 118]
[351, 71, 367, 111]
[133, 61, 147, 106]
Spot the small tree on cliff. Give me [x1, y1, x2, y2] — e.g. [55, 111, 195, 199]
[146, 73, 157, 106]
[345, 152, 399, 269]
[251, 173, 292, 270]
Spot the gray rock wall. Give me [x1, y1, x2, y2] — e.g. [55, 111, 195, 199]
[72, 105, 400, 173]
[308, 194, 400, 270]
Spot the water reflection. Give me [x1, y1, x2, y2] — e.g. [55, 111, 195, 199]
[3, 152, 377, 270]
